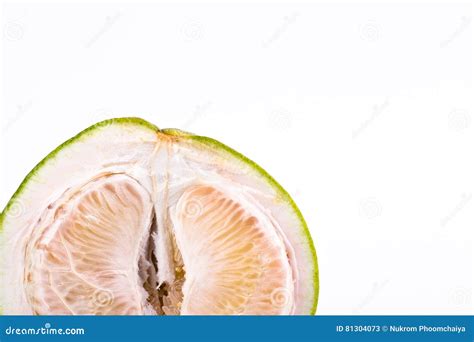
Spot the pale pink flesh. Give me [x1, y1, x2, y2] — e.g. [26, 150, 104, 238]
[25, 175, 153, 315]
[174, 185, 294, 315]
[24, 178, 294, 315]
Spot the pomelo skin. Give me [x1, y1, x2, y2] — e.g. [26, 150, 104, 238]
[0, 117, 319, 315]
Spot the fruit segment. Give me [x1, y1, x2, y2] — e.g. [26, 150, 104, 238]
[173, 185, 294, 315]
[24, 175, 153, 315]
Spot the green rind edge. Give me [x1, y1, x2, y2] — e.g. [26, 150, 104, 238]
[162, 128, 319, 315]
[1, 118, 319, 315]
[0, 117, 158, 228]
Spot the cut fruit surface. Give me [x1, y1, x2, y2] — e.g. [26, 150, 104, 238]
[25, 174, 153, 315]
[173, 185, 294, 314]
[0, 118, 318, 315]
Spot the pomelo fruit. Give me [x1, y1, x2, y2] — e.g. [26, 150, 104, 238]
[0, 118, 318, 315]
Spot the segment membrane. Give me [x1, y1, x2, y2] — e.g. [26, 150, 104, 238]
[173, 185, 294, 315]
[24, 175, 153, 315]
[23, 180, 295, 315]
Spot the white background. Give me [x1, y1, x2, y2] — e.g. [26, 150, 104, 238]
[1, 1, 472, 314]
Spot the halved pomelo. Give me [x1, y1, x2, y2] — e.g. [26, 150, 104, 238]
[0, 118, 318, 315]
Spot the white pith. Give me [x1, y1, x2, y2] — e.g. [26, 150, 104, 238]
[0, 123, 315, 315]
